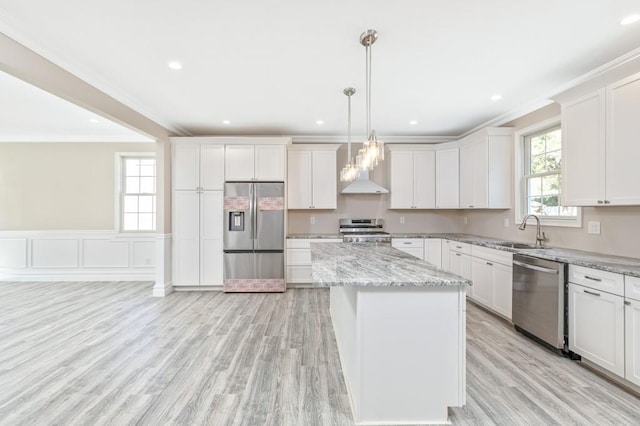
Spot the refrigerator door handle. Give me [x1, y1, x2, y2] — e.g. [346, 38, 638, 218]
[249, 184, 255, 240]
[254, 184, 259, 240]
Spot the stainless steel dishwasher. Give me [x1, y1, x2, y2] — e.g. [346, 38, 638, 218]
[512, 254, 567, 351]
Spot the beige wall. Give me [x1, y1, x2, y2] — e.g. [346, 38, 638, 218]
[0, 142, 155, 230]
[462, 103, 640, 259]
[288, 144, 464, 234]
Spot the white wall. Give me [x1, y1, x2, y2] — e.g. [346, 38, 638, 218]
[0, 142, 155, 230]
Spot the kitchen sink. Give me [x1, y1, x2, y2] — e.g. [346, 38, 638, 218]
[490, 242, 548, 250]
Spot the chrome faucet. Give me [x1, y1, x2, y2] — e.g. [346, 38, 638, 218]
[519, 214, 546, 246]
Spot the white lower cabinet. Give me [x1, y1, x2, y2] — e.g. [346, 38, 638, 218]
[625, 276, 640, 386]
[391, 238, 424, 259]
[449, 251, 471, 281]
[424, 238, 442, 268]
[286, 239, 342, 286]
[469, 246, 513, 320]
[569, 282, 625, 377]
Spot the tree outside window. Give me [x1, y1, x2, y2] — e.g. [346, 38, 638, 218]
[524, 126, 577, 218]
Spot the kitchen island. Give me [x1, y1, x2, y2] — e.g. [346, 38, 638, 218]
[311, 242, 471, 425]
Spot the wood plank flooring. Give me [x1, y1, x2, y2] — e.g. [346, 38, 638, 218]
[0, 281, 638, 425]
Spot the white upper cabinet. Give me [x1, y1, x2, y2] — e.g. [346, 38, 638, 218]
[436, 147, 459, 209]
[225, 144, 286, 181]
[173, 144, 224, 191]
[459, 128, 512, 209]
[605, 74, 640, 205]
[287, 145, 338, 209]
[562, 89, 606, 206]
[388, 147, 435, 209]
[562, 72, 640, 206]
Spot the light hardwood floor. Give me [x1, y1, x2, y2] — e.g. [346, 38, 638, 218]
[0, 281, 638, 425]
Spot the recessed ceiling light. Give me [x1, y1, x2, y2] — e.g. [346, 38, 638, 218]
[89, 118, 100, 123]
[222, 120, 230, 125]
[168, 61, 183, 70]
[409, 120, 418, 125]
[491, 94, 502, 101]
[316, 120, 324, 125]
[621, 14, 640, 25]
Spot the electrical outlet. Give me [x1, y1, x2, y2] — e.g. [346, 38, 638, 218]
[400, 216, 405, 224]
[463, 216, 468, 225]
[503, 218, 509, 228]
[588, 221, 601, 234]
[310, 216, 316, 225]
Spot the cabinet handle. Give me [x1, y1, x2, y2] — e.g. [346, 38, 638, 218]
[584, 289, 601, 297]
[625, 301, 632, 306]
[584, 275, 602, 282]
[469, 205, 474, 208]
[403, 242, 412, 245]
[456, 245, 463, 249]
[604, 200, 611, 204]
[597, 200, 604, 204]
[456, 253, 461, 257]
[486, 262, 493, 266]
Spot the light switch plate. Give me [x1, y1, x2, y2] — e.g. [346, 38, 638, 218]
[400, 216, 405, 224]
[503, 218, 509, 228]
[463, 216, 468, 225]
[310, 216, 316, 224]
[588, 221, 601, 234]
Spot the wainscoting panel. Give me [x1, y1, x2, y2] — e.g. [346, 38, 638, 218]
[32, 239, 79, 268]
[133, 241, 156, 268]
[83, 239, 130, 268]
[0, 238, 27, 268]
[0, 231, 156, 282]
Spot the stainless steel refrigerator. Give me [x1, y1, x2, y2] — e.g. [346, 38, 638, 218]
[223, 182, 285, 292]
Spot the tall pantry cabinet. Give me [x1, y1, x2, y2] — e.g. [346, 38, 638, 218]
[172, 144, 225, 287]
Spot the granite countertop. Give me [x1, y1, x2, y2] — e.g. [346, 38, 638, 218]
[310, 242, 471, 288]
[409, 233, 640, 277]
[291, 231, 640, 277]
[287, 233, 342, 239]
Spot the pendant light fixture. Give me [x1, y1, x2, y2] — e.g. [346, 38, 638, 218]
[356, 29, 384, 172]
[340, 87, 359, 182]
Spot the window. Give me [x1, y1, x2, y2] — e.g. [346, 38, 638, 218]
[118, 154, 156, 232]
[516, 118, 581, 227]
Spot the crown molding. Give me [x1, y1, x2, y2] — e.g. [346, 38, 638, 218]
[0, 135, 155, 143]
[291, 135, 457, 144]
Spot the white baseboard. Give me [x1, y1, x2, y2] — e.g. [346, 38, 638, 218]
[153, 233, 172, 297]
[0, 230, 156, 282]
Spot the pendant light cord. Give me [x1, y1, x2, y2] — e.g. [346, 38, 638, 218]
[347, 90, 352, 160]
[366, 43, 372, 137]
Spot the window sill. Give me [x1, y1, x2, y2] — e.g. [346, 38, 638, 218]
[515, 216, 582, 228]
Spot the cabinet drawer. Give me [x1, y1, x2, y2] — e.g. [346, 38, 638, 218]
[286, 265, 312, 283]
[286, 248, 311, 265]
[569, 265, 624, 296]
[286, 238, 341, 249]
[626, 275, 640, 302]
[392, 238, 424, 248]
[287, 239, 311, 249]
[471, 245, 513, 266]
[449, 241, 471, 255]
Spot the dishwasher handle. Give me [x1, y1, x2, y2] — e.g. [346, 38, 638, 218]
[513, 260, 559, 274]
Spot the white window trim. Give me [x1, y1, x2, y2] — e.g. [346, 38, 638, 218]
[514, 116, 582, 228]
[114, 152, 157, 234]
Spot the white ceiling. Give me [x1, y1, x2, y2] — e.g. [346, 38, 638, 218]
[0, 0, 639, 139]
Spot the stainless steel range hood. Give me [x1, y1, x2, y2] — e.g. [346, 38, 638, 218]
[341, 170, 389, 194]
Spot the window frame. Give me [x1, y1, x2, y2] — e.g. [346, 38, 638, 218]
[514, 116, 582, 228]
[115, 152, 157, 234]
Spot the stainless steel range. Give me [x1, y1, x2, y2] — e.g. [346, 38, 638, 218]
[339, 218, 391, 243]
